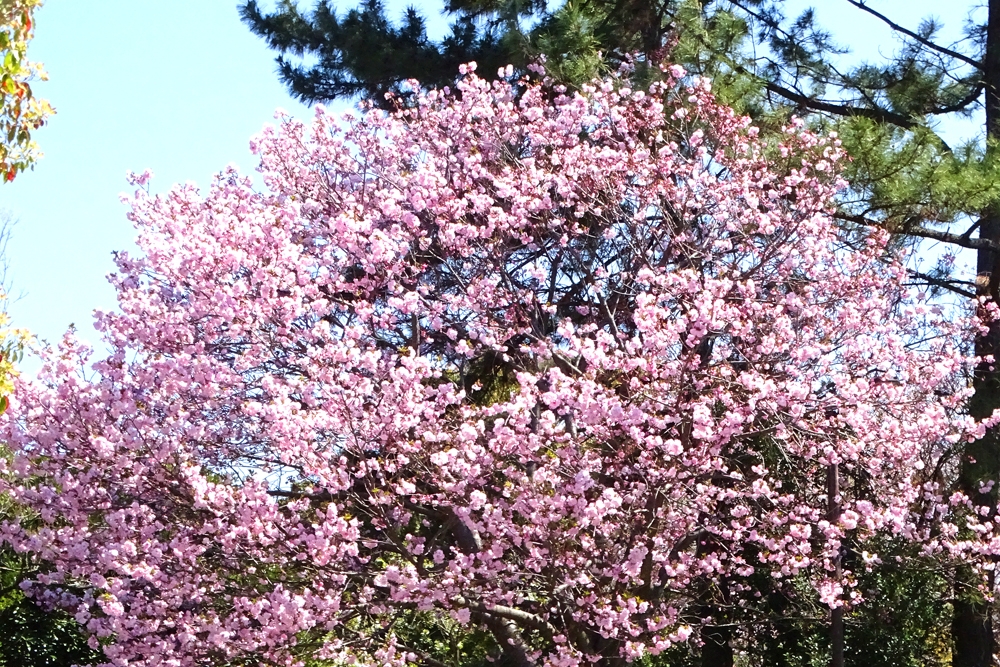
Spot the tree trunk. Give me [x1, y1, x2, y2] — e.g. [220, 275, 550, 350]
[828, 463, 844, 667]
[701, 623, 734, 667]
[953, 585, 994, 667]
[695, 533, 734, 667]
[953, 2, 1000, 665]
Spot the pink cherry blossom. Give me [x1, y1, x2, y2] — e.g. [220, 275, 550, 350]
[1, 63, 997, 667]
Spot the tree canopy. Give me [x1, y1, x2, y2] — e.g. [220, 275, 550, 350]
[242, 3, 1000, 663]
[238, 0, 998, 250]
[1, 63, 996, 667]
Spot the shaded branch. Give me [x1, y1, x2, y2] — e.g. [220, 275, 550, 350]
[394, 643, 451, 667]
[453, 596, 559, 636]
[477, 612, 536, 667]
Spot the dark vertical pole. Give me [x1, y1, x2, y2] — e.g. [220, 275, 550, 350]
[954, 3, 1000, 666]
[828, 462, 844, 667]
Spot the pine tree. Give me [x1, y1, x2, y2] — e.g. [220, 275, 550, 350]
[239, 0, 697, 106]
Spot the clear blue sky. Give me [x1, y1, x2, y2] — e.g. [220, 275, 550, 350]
[0, 0, 448, 359]
[0, 0, 974, 369]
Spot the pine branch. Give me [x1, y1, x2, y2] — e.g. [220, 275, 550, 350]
[842, 0, 983, 70]
[762, 79, 920, 129]
[927, 81, 985, 116]
[728, 0, 978, 128]
[902, 224, 1000, 252]
[834, 211, 1000, 253]
[695, 22, 923, 130]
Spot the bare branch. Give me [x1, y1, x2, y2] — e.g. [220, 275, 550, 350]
[843, 0, 983, 70]
[961, 219, 982, 241]
[762, 80, 920, 130]
[833, 212, 1000, 253]
[905, 269, 977, 299]
[927, 82, 985, 116]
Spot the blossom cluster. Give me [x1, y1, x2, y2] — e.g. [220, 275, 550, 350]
[1, 63, 995, 666]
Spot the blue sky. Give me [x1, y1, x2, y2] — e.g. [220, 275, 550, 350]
[0, 1, 308, 354]
[0, 0, 976, 369]
[0, 0, 448, 360]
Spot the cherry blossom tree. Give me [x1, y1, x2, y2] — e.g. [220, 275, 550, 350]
[1, 63, 996, 667]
